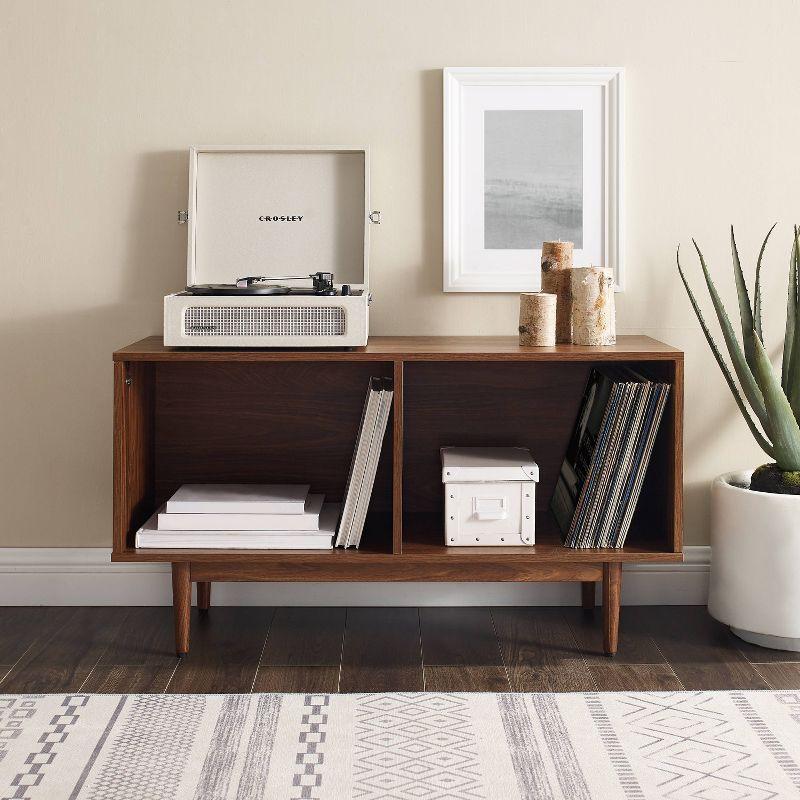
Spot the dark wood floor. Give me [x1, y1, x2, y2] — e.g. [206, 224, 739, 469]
[0, 605, 798, 694]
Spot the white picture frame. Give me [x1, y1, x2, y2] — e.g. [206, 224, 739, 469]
[443, 67, 624, 293]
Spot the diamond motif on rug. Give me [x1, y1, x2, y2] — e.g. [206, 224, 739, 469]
[353, 693, 484, 800]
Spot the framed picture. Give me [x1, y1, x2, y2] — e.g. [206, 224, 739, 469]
[443, 67, 624, 292]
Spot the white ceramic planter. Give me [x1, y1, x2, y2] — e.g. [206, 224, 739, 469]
[709, 470, 800, 651]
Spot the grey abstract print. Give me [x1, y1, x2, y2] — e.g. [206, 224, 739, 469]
[484, 109, 583, 250]
[1, 691, 800, 799]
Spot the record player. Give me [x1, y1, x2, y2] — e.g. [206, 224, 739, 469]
[164, 145, 379, 348]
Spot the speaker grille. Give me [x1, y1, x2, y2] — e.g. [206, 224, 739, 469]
[184, 306, 347, 337]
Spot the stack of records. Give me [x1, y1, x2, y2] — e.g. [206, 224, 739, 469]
[136, 484, 338, 549]
[551, 366, 670, 549]
[336, 377, 394, 548]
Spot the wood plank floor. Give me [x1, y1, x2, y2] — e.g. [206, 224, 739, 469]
[0, 606, 797, 693]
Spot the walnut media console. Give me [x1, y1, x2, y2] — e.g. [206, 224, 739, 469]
[113, 336, 683, 657]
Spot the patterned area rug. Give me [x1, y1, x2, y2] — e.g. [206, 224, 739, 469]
[1, 692, 799, 799]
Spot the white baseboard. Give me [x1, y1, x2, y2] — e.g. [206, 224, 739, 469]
[0, 547, 710, 606]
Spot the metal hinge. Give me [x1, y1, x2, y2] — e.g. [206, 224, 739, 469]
[368, 210, 381, 225]
[177, 210, 189, 224]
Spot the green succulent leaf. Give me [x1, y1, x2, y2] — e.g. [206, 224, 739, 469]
[677, 248, 774, 458]
[730, 226, 756, 369]
[751, 331, 800, 470]
[753, 223, 777, 342]
[692, 239, 770, 433]
[782, 225, 798, 390]
[785, 226, 800, 417]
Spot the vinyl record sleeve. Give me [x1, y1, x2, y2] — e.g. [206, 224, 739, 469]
[550, 369, 618, 539]
[336, 378, 383, 547]
[349, 378, 393, 549]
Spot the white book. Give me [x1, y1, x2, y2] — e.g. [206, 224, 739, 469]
[136, 503, 339, 549]
[349, 380, 393, 548]
[335, 378, 383, 547]
[166, 483, 310, 515]
[158, 493, 324, 530]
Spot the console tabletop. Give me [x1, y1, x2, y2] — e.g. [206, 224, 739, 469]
[114, 335, 681, 361]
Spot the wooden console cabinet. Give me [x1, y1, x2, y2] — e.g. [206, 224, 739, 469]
[113, 336, 683, 657]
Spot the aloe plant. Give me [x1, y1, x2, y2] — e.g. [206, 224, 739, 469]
[678, 225, 800, 493]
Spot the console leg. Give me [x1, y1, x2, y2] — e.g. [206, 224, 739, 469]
[581, 581, 595, 610]
[197, 581, 211, 614]
[602, 562, 622, 657]
[172, 562, 191, 657]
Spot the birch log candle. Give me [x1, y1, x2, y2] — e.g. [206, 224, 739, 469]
[540, 241, 574, 343]
[518, 292, 557, 347]
[571, 266, 616, 346]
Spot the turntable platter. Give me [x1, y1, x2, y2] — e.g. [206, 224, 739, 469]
[183, 272, 340, 297]
[185, 284, 292, 296]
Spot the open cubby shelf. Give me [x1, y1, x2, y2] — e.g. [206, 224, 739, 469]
[113, 335, 683, 654]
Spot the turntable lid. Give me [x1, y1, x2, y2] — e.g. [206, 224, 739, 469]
[187, 146, 369, 288]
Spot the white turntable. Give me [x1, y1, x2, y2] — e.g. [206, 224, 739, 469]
[164, 145, 379, 348]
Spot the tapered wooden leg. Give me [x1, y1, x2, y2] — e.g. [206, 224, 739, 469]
[172, 562, 191, 657]
[602, 562, 622, 657]
[197, 581, 211, 613]
[581, 581, 595, 610]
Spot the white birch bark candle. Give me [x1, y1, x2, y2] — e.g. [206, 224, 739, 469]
[540, 241, 574, 343]
[571, 266, 616, 345]
[518, 292, 557, 347]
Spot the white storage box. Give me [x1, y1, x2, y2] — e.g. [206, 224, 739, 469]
[441, 447, 539, 546]
[164, 145, 377, 348]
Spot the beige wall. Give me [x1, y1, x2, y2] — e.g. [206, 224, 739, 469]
[1, 0, 797, 547]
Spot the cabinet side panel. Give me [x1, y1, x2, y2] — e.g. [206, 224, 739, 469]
[392, 360, 403, 553]
[113, 362, 125, 551]
[672, 358, 684, 552]
[113, 361, 156, 552]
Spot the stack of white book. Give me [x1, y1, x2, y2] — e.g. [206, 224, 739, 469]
[136, 484, 338, 549]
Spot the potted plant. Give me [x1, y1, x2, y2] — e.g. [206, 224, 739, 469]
[679, 225, 800, 650]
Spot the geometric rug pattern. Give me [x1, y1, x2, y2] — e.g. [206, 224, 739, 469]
[1, 691, 799, 799]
